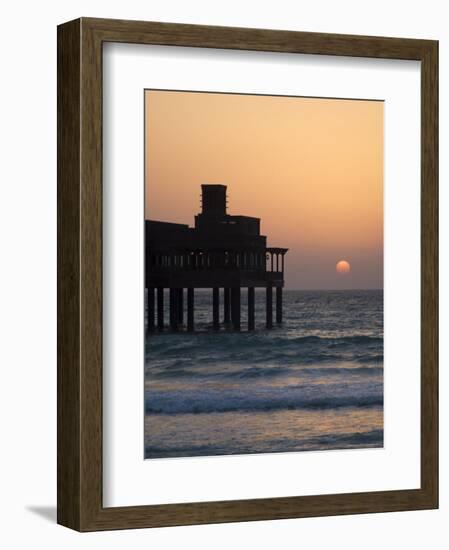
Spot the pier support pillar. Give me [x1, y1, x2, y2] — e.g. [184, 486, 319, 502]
[213, 287, 220, 330]
[276, 286, 283, 324]
[266, 285, 273, 329]
[223, 287, 231, 324]
[147, 287, 155, 332]
[177, 288, 184, 325]
[187, 288, 194, 332]
[157, 287, 164, 331]
[231, 287, 241, 331]
[169, 288, 178, 331]
[248, 287, 255, 331]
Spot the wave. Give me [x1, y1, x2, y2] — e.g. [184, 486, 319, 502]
[145, 429, 384, 458]
[222, 364, 383, 379]
[148, 333, 383, 350]
[146, 334, 383, 370]
[149, 364, 383, 381]
[283, 335, 382, 345]
[145, 390, 383, 415]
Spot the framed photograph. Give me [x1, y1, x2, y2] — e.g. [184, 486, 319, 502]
[57, 17, 438, 531]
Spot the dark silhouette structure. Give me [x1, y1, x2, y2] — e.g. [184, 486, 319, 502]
[145, 184, 288, 331]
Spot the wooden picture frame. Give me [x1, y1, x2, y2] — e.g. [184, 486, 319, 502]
[57, 17, 438, 531]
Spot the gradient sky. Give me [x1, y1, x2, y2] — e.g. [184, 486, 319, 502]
[145, 90, 383, 290]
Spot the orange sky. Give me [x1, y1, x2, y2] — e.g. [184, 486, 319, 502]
[145, 90, 383, 290]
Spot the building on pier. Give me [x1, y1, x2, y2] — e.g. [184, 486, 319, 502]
[145, 184, 288, 331]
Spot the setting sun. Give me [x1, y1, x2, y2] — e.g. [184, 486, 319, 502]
[336, 260, 351, 274]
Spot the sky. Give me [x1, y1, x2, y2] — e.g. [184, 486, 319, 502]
[145, 90, 383, 290]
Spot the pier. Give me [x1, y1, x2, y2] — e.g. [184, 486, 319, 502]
[145, 184, 288, 332]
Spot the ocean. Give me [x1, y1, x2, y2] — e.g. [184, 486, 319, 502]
[144, 289, 383, 459]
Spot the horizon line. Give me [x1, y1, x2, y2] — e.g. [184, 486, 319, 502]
[183, 288, 383, 292]
[284, 288, 383, 291]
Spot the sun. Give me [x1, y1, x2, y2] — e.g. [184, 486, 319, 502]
[336, 260, 351, 274]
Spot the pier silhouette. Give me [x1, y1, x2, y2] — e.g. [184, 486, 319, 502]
[145, 184, 288, 331]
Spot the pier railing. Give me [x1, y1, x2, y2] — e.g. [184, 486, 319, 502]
[147, 247, 287, 273]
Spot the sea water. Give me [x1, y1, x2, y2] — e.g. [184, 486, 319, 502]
[144, 289, 383, 459]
